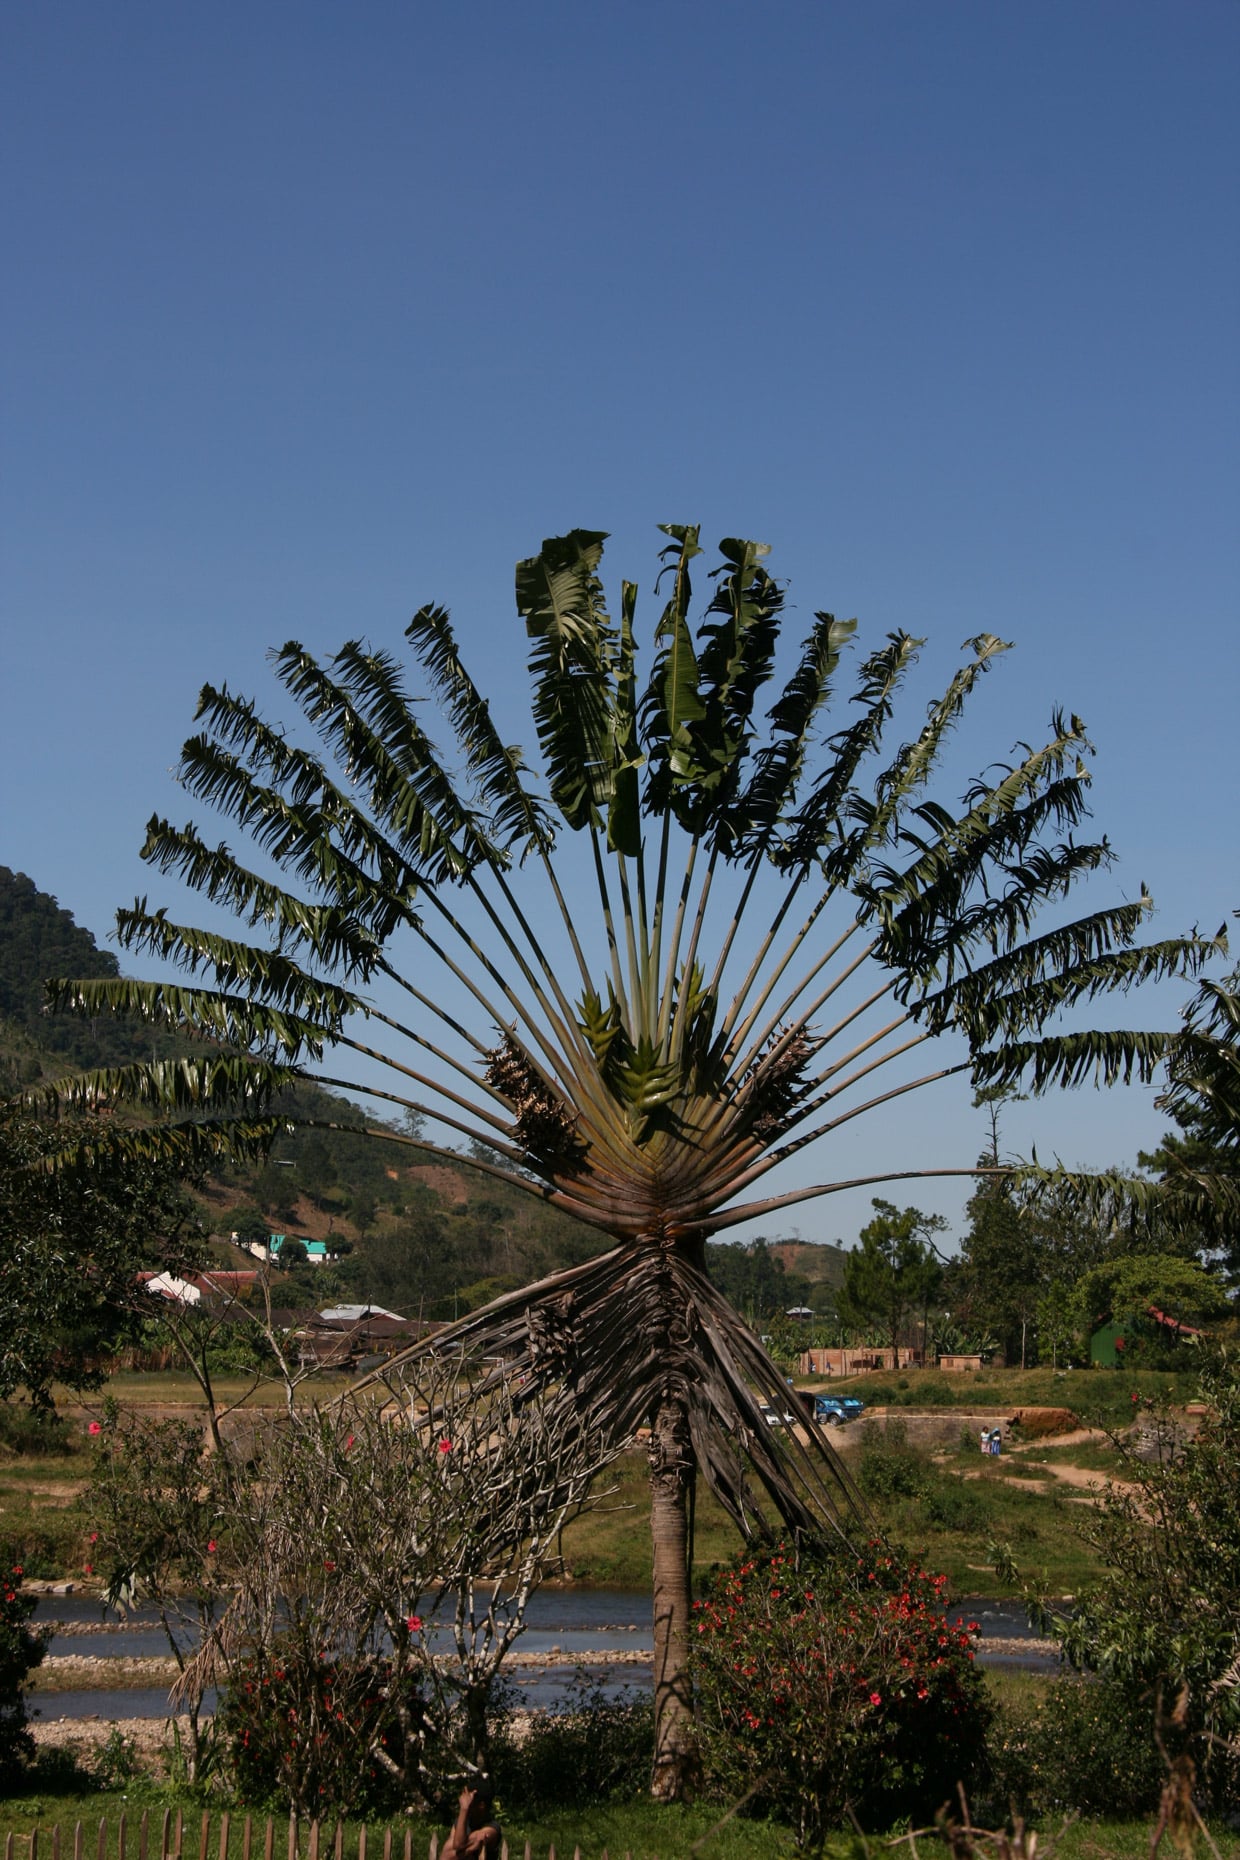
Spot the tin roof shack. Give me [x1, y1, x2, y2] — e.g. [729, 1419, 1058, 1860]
[292, 1307, 438, 1374]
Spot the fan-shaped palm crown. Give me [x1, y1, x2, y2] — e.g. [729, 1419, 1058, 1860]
[46, 526, 1223, 1796]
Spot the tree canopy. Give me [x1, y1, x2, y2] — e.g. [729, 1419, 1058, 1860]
[837, 1199, 945, 1360]
[0, 1100, 200, 1408]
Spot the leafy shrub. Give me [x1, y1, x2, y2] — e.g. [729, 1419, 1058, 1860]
[92, 1725, 144, 1788]
[983, 1675, 1162, 1819]
[1046, 1349, 1240, 1810]
[921, 1476, 987, 1533]
[856, 1419, 924, 1500]
[692, 1543, 991, 1846]
[490, 1678, 654, 1810]
[217, 1645, 426, 1817]
[0, 1403, 72, 1456]
[0, 1564, 46, 1781]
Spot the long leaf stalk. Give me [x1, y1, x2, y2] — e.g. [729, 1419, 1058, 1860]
[589, 829, 631, 1027]
[654, 834, 700, 1050]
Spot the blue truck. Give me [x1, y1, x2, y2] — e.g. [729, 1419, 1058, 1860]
[812, 1393, 866, 1427]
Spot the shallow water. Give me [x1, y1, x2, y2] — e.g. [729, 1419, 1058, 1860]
[30, 1590, 1057, 1720]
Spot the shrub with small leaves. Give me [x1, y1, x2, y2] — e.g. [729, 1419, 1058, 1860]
[490, 1677, 654, 1810]
[983, 1675, 1162, 1820]
[1044, 1347, 1240, 1811]
[692, 1542, 991, 1847]
[856, 1418, 924, 1500]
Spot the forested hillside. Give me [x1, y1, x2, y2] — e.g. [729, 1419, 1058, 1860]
[1, 869, 835, 1324]
[0, 867, 136, 1084]
[0, 871, 606, 1319]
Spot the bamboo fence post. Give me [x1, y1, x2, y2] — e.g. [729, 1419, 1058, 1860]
[198, 1812, 209, 1860]
[521, 1844, 531, 1860]
[3, 1831, 11, 1860]
[330, 1830, 341, 1860]
[75, 1826, 84, 1860]
[139, 1809, 149, 1860]
[98, 1817, 107, 1860]
[547, 1846, 555, 1860]
[262, 1825, 273, 1860]
[356, 1829, 366, 1860]
[119, 1812, 128, 1860]
[52, 1828, 60, 1860]
[159, 1810, 169, 1860]
[382, 1830, 391, 1860]
[401, 1833, 410, 1860]
[218, 1814, 230, 1860]
[174, 1810, 184, 1860]
[286, 1817, 296, 1860]
[427, 1839, 437, 1860]
[28, 1832, 36, 1860]
[242, 1824, 252, 1860]
[307, 1826, 318, 1860]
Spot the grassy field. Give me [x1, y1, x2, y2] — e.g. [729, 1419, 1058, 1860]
[0, 1363, 1193, 1595]
[809, 1362, 1199, 1422]
[0, 1781, 1197, 1859]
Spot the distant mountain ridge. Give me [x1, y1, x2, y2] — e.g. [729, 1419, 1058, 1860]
[0, 866, 134, 1084]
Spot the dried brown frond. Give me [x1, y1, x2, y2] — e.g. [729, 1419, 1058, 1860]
[484, 1034, 584, 1174]
[738, 1026, 817, 1139]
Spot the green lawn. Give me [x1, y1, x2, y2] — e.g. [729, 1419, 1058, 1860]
[0, 1783, 1198, 1860]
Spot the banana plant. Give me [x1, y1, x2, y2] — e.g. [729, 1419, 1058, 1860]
[37, 526, 1224, 1797]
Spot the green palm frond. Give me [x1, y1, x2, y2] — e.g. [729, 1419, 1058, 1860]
[971, 1027, 1175, 1094]
[406, 600, 557, 857]
[517, 528, 622, 832]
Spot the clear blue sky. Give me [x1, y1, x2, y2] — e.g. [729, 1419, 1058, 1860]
[2, 2, 1237, 1247]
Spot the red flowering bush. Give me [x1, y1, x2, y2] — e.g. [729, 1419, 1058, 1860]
[692, 1542, 991, 1846]
[218, 1643, 427, 1817]
[0, 1564, 46, 1781]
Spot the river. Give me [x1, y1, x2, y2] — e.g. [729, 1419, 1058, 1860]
[28, 1590, 1060, 1724]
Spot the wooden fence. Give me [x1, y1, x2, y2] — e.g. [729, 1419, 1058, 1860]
[2, 1815, 640, 1860]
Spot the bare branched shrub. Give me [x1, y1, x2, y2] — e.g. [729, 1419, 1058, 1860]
[164, 1350, 623, 1815]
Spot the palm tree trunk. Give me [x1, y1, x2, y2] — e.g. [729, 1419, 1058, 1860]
[648, 1390, 700, 1801]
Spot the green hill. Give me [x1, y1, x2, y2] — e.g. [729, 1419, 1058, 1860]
[0, 868, 600, 1320]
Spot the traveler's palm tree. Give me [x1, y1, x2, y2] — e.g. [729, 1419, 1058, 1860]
[46, 527, 1219, 1794]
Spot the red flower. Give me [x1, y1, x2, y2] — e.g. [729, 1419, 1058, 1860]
[87, 1421, 102, 1436]
[207, 1540, 218, 1554]
[438, 1439, 453, 1454]
[870, 1691, 882, 1705]
[406, 1614, 422, 1632]
[83, 1563, 93, 1575]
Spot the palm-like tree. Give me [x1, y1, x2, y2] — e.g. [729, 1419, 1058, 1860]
[47, 526, 1220, 1795]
